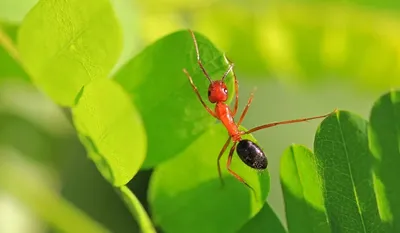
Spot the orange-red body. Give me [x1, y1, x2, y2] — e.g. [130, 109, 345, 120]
[207, 80, 242, 141]
[215, 102, 240, 141]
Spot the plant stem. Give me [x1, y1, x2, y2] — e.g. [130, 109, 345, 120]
[0, 25, 22, 66]
[118, 186, 157, 233]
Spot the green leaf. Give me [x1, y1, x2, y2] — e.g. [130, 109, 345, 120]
[369, 90, 400, 231]
[238, 202, 287, 233]
[118, 186, 156, 233]
[280, 144, 330, 233]
[114, 30, 233, 168]
[314, 111, 385, 232]
[148, 124, 269, 233]
[18, 0, 122, 106]
[72, 78, 146, 186]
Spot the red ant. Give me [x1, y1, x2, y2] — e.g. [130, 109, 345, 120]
[183, 30, 335, 194]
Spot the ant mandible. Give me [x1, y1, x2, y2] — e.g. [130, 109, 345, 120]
[183, 29, 336, 194]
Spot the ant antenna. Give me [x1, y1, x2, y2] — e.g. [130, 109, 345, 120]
[189, 29, 213, 83]
[222, 54, 234, 81]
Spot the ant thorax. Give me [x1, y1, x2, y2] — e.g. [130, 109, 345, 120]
[215, 102, 239, 138]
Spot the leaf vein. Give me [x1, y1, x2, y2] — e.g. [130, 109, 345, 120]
[336, 114, 367, 233]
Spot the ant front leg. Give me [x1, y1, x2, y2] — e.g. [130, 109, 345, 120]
[243, 109, 338, 135]
[226, 141, 257, 199]
[183, 68, 217, 118]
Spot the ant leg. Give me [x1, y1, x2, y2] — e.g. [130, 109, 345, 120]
[223, 56, 239, 117]
[237, 89, 256, 126]
[217, 136, 232, 187]
[226, 141, 257, 199]
[244, 109, 338, 135]
[183, 69, 217, 118]
[188, 29, 213, 83]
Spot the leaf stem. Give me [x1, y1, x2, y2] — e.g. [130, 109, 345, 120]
[0, 25, 23, 66]
[118, 186, 157, 233]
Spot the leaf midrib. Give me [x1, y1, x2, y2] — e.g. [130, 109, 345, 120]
[336, 114, 367, 233]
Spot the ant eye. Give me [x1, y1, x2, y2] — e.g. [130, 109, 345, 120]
[208, 90, 211, 96]
[224, 88, 228, 94]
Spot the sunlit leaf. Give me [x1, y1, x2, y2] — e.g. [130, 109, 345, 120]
[18, 0, 122, 106]
[369, 90, 400, 231]
[73, 78, 146, 186]
[114, 30, 233, 168]
[280, 144, 330, 233]
[149, 124, 269, 233]
[313, 111, 386, 232]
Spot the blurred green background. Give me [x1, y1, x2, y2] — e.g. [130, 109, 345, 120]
[0, 0, 398, 232]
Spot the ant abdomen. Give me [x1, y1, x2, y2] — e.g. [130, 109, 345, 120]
[236, 139, 267, 170]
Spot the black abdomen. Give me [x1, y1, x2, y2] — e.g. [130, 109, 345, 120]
[236, 139, 267, 170]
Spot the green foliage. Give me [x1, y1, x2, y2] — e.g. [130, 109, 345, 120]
[149, 125, 269, 233]
[114, 30, 233, 168]
[280, 145, 329, 233]
[72, 78, 146, 186]
[1, 0, 400, 233]
[369, 91, 400, 231]
[314, 111, 382, 232]
[276, 91, 400, 233]
[17, 0, 122, 106]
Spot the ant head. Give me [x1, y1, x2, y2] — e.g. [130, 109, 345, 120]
[208, 81, 228, 103]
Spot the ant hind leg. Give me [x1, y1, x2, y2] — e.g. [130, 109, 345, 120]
[226, 141, 258, 201]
